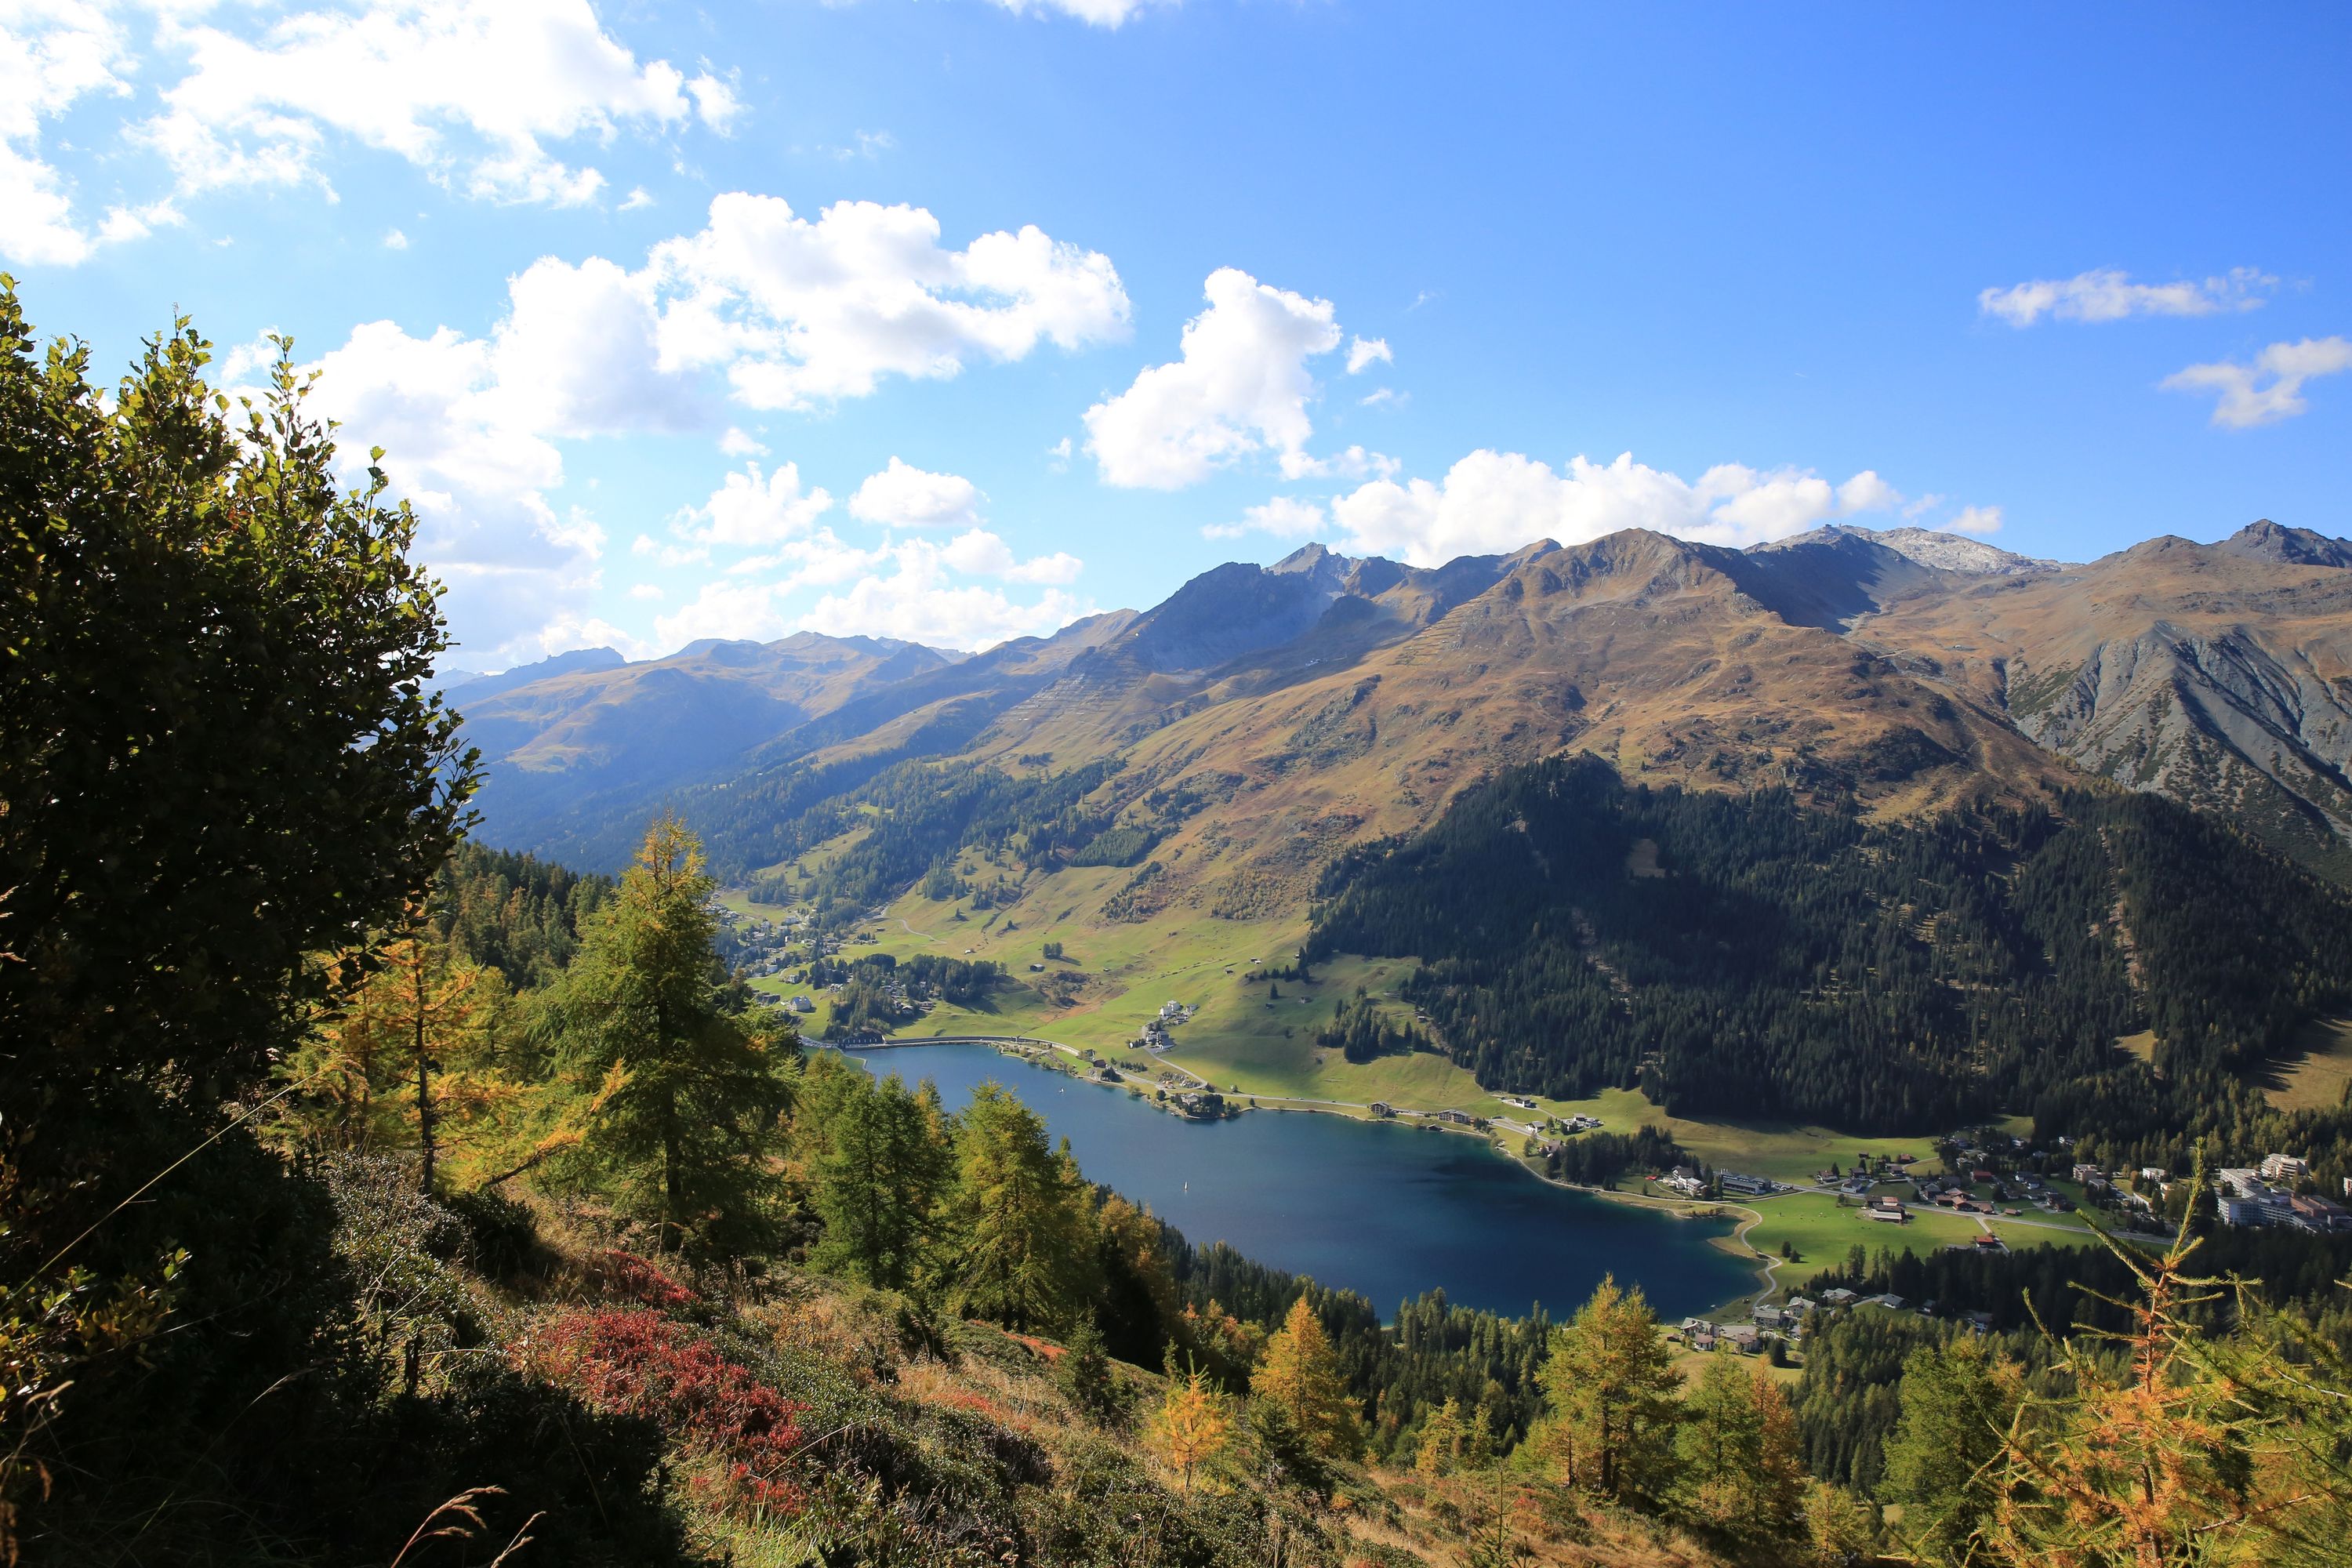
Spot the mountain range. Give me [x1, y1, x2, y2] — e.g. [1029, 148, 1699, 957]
[461, 517, 2352, 889]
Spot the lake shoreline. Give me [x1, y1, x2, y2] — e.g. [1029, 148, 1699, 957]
[833, 1035, 1763, 1323]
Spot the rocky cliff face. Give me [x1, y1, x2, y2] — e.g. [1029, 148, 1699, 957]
[1857, 521, 2352, 878]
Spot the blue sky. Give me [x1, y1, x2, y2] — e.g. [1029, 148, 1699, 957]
[7, 2, 2348, 665]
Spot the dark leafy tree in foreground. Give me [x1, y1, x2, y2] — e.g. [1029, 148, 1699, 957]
[0, 284, 569, 1560]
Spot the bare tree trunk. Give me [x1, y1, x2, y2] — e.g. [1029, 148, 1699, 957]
[415, 949, 436, 1196]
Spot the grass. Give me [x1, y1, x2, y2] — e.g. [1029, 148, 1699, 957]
[2256, 1016, 2352, 1112]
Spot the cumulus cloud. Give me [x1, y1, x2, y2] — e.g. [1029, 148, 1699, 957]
[267, 318, 593, 661]
[1202, 495, 1327, 542]
[653, 530, 1086, 652]
[985, 0, 1167, 27]
[652, 193, 1130, 408]
[383, 227, 409, 249]
[848, 457, 985, 529]
[1345, 336, 1392, 374]
[939, 528, 1083, 583]
[238, 185, 1119, 656]
[1328, 450, 1911, 566]
[675, 462, 835, 547]
[135, 0, 735, 207]
[0, 2, 136, 266]
[1947, 506, 2003, 535]
[1978, 267, 2276, 327]
[2161, 336, 2352, 428]
[1084, 267, 1346, 488]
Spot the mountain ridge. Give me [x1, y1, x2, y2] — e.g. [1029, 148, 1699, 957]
[463, 517, 2352, 887]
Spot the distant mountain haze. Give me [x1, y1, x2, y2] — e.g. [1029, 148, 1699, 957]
[461, 519, 2352, 887]
[456, 632, 956, 852]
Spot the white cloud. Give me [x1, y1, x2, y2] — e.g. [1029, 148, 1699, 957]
[1358, 387, 1402, 408]
[2161, 336, 2352, 429]
[383, 226, 409, 249]
[1978, 267, 2275, 327]
[675, 461, 835, 547]
[481, 253, 699, 437]
[848, 456, 985, 529]
[985, 0, 1167, 27]
[1947, 506, 2003, 535]
[1279, 443, 1397, 481]
[94, 199, 183, 245]
[719, 426, 766, 456]
[1203, 495, 1327, 542]
[619, 185, 654, 211]
[232, 183, 1118, 659]
[0, 1, 135, 266]
[1329, 450, 1909, 565]
[1345, 336, 1392, 374]
[629, 582, 665, 600]
[1083, 267, 1345, 488]
[1046, 435, 1073, 470]
[283, 318, 592, 662]
[652, 193, 1130, 408]
[654, 531, 1086, 652]
[136, 0, 735, 207]
[939, 527, 1083, 584]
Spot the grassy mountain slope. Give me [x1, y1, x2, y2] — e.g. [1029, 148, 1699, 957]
[461, 632, 957, 851]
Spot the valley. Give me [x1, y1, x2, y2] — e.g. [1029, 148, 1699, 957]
[454, 517, 2352, 1316]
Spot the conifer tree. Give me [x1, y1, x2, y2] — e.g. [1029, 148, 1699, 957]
[550, 815, 795, 1256]
[946, 1083, 1097, 1330]
[802, 1064, 953, 1290]
[291, 929, 507, 1192]
[1153, 1366, 1232, 1495]
[1417, 1397, 1467, 1478]
[1057, 1317, 1118, 1421]
[1535, 1274, 1682, 1505]
[1252, 1294, 1363, 1459]
[1679, 1358, 1806, 1540]
[1881, 1333, 2023, 1564]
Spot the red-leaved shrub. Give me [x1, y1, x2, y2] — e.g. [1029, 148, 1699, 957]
[530, 1309, 808, 1513]
[589, 1249, 696, 1307]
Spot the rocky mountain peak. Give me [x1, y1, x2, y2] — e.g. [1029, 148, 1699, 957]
[2220, 518, 2352, 568]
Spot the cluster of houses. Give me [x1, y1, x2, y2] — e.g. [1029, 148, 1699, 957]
[1683, 1284, 2018, 1360]
[713, 905, 809, 978]
[1134, 1000, 1196, 1052]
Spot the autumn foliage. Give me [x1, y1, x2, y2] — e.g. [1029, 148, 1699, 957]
[529, 1308, 808, 1514]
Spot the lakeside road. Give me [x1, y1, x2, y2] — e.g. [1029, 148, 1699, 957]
[813, 1029, 2147, 1319]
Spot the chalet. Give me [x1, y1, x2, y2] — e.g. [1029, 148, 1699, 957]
[1864, 1293, 1907, 1311]
[1679, 1317, 1716, 1336]
[1719, 1325, 1761, 1352]
[1755, 1304, 1785, 1328]
[1867, 1200, 1908, 1224]
[2071, 1162, 2103, 1185]
[1784, 1297, 1816, 1318]
[1659, 1173, 1706, 1199]
[1432, 1109, 1484, 1128]
[1820, 1287, 1858, 1306]
[786, 995, 815, 1014]
[1369, 1102, 1396, 1119]
[1973, 1233, 2007, 1252]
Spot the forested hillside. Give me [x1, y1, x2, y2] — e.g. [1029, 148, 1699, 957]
[1308, 754, 2352, 1152]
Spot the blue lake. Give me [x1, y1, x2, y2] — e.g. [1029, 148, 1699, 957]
[842, 1043, 1756, 1323]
